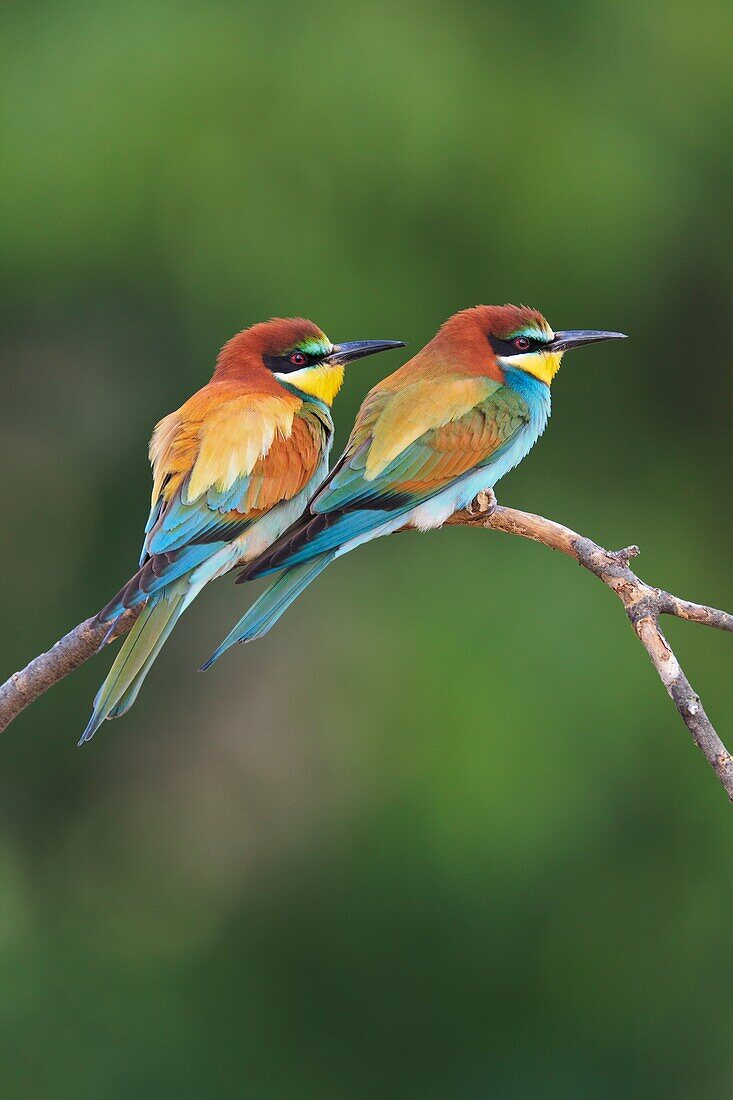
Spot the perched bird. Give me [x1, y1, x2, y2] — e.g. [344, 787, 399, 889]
[204, 304, 626, 665]
[81, 318, 404, 743]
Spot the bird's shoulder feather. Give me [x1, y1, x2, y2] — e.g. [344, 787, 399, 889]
[149, 381, 301, 505]
[142, 381, 321, 562]
[312, 375, 524, 513]
[356, 374, 497, 479]
[241, 405, 330, 516]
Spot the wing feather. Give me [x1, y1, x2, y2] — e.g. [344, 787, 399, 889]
[104, 387, 328, 620]
[186, 396, 296, 502]
[244, 377, 530, 578]
[312, 376, 516, 513]
[364, 376, 493, 478]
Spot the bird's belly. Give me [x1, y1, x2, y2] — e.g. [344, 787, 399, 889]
[408, 473, 490, 531]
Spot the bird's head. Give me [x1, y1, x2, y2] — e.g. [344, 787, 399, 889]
[216, 317, 404, 405]
[437, 305, 627, 385]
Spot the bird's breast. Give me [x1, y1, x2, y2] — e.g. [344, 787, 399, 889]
[501, 367, 552, 434]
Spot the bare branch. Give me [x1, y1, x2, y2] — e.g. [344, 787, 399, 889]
[0, 608, 139, 733]
[440, 493, 733, 801]
[1, 494, 731, 803]
[656, 592, 733, 633]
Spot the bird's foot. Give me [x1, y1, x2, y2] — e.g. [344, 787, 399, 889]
[466, 489, 497, 518]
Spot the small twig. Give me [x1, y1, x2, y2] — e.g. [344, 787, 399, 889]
[1, 495, 731, 803]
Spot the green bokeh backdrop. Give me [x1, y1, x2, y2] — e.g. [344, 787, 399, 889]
[1, 1, 732, 1096]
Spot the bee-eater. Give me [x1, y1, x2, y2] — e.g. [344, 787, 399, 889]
[80, 318, 404, 743]
[204, 304, 626, 666]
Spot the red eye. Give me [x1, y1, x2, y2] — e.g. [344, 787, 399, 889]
[513, 336, 531, 351]
[289, 351, 307, 367]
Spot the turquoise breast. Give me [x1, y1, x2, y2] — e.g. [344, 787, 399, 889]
[502, 365, 552, 434]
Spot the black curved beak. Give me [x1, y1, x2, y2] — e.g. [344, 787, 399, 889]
[326, 339, 406, 366]
[550, 329, 628, 352]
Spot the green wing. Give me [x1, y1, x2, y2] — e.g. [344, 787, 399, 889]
[244, 376, 530, 576]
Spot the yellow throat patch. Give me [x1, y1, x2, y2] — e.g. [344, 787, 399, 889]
[277, 363, 345, 405]
[506, 350, 564, 385]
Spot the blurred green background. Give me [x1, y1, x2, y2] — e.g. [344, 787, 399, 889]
[1, 0, 732, 1095]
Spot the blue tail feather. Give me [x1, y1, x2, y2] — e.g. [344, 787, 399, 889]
[202, 552, 335, 670]
[253, 510, 397, 578]
[80, 585, 187, 744]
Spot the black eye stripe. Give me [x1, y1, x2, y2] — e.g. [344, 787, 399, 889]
[488, 334, 545, 357]
[263, 351, 321, 373]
